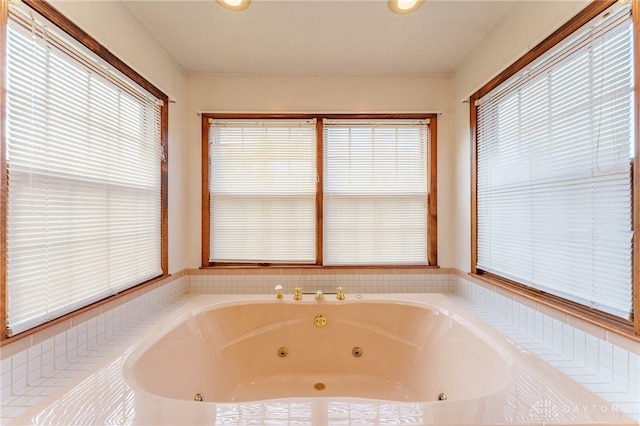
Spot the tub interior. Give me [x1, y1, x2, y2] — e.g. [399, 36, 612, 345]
[125, 299, 513, 403]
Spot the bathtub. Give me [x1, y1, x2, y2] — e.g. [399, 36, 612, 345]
[123, 293, 635, 425]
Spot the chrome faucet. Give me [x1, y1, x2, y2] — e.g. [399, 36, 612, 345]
[314, 290, 324, 301]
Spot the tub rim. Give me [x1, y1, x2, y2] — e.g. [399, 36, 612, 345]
[122, 293, 519, 404]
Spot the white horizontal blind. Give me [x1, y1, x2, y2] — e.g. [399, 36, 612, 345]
[209, 119, 317, 263]
[323, 119, 429, 265]
[476, 5, 633, 319]
[5, 6, 163, 335]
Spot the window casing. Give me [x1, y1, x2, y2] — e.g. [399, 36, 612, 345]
[471, 0, 638, 333]
[1, 0, 168, 338]
[202, 114, 437, 267]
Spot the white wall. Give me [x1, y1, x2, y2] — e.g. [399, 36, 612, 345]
[186, 73, 455, 268]
[451, 0, 589, 271]
[50, 1, 188, 273]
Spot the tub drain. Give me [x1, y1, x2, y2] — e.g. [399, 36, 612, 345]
[277, 347, 288, 357]
[313, 382, 326, 391]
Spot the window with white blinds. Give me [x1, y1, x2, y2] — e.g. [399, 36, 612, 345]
[208, 119, 317, 263]
[475, 4, 633, 319]
[323, 119, 429, 265]
[5, 5, 164, 335]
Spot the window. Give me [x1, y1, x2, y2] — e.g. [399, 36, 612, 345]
[207, 119, 317, 264]
[471, 2, 636, 326]
[323, 119, 430, 265]
[2, 1, 168, 337]
[202, 114, 437, 267]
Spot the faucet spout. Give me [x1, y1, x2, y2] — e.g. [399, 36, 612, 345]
[314, 290, 324, 301]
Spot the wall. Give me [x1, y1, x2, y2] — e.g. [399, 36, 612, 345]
[451, 0, 589, 271]
[49, 0, 188, 274]
[186, 73, 455, 267]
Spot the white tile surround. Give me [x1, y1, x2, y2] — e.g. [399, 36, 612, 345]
[0, 275, 189, 423]
[187, 268, 454, 295]
[449, 274, 640, 422]
[0, 269, 638, 424]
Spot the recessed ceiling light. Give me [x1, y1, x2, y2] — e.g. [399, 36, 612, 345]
[216, 0, 251, 11]
[388, 0, 424, 15]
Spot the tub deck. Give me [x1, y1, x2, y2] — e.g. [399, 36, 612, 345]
[8, 293, 638, 425]
[124, 296, 515, 404]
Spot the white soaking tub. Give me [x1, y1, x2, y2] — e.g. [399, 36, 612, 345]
[119, 293, 637, 425]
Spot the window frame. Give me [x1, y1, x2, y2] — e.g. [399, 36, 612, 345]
[0, 0, 169, 343]
[469, 0, 640, 339]
[201, 113, 438, 268]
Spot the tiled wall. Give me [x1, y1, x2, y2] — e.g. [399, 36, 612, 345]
[1, 268, 639, 423]
[0, 275, 188, 421]
[187, 267, 454, 295]
[450, 273, 640, 422]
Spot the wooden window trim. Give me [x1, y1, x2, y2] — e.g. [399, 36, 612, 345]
[1, 0, 8, 346]
[201, 113, 438, 268]
[0, 0, 169, 343]
[470, 0, 640, 339]
[633, 0, 640, 336]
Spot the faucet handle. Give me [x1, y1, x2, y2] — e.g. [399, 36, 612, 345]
[314, 290, 324, 301]
[293, 287, 302, 301]
[275, 285, 283, 300]
[336, 286, 345, 300]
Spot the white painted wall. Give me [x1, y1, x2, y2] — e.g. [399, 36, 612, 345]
[49, 0, 188, 273]
[451, 0, 589, 272]
[186, 73, 455, 268]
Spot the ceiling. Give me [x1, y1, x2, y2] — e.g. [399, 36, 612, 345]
[120, 0, 520, 74]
